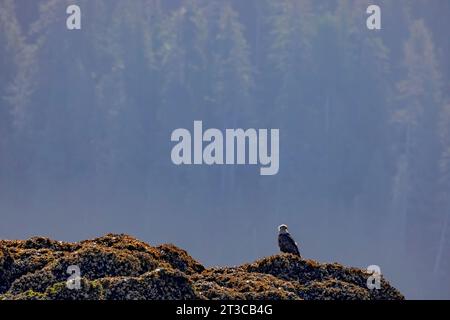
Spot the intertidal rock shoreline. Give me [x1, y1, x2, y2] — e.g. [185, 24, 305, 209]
[0, 234, 404, 300]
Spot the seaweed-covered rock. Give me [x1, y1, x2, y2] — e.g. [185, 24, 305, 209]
[157, 244, 205, 275]
[0, 234, 404, 300]
[193, 280, 246, 300]
[244, 254, 326, 284]
[299, 279, 371, 300]
[138, 268, 199, 299]
[0, 238, 70, 293]
[244, 254, 403, 300]
[0, 290, 48, 300]
[45, 278, 104, 300]
[192, 268, 301, 300]
[99, 268, 198, 300]
[48, 245, 148, 280]
[9, 269, 56, 294]
[20, 237, 77, 251]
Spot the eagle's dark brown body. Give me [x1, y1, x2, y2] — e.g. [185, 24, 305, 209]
[278, 227, 301, 257]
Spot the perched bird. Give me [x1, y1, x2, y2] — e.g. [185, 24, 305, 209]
[278, 224, 301, 257]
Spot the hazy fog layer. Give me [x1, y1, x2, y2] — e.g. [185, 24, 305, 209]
[0, 0, 449, 299]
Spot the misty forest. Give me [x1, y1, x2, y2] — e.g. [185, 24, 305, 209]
[0, 0, 449, 299]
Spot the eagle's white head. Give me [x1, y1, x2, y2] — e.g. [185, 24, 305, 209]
[278, 224, 289, 234]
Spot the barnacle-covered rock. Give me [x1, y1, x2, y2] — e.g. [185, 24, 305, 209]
[244, 254, 403, 300]
[19, 237, 78, 251]
[157, 244, 205, 275]
[298, 279, 371, 300]
[0, 238, 70, 292]
[138, 268, 199, 299]
[244, 254, 326, 284]
[192, 268, 301, 300]
[99, 268, 199, 300]
[8, 269, 56, 294]
[0, 289, 48, 300]
[0, 234, 404, 300]
[99, 276, 146, 300]
[48, 245, 147, 280]
[193, 280, 246, 300]
[45, 278, 104, 300]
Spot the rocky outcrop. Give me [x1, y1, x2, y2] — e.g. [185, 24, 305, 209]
[0, 234, 404, 300]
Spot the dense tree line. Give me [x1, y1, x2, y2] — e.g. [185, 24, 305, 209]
[0, 0, 448, 298]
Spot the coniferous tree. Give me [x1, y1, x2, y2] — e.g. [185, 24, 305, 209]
[391, 20, 443, 292]
[0, 0, 38, 192]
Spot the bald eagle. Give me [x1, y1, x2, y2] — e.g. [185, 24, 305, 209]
[278, 224, 301, 257]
